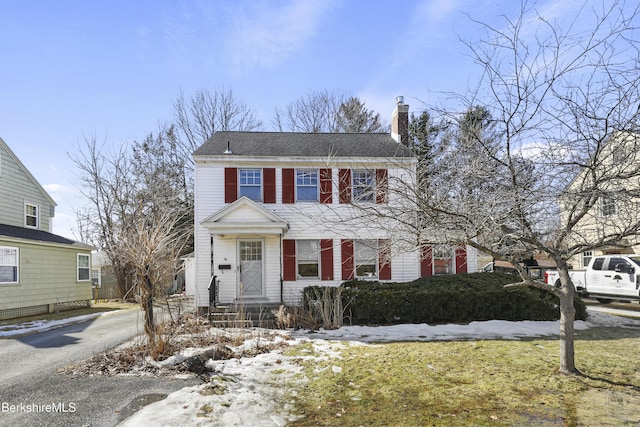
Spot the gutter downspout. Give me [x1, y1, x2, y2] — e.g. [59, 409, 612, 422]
[279, 233, 284, 304]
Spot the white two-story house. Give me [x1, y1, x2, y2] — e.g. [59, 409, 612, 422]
[192, 99, 475, 309]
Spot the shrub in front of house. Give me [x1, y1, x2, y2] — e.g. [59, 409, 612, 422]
[303, 273, 587, 326]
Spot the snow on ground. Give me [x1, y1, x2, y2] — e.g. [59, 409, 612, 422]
[117, 309, 640, 426]
[3, 308, 640, 426]
[0, 312, 107, 337]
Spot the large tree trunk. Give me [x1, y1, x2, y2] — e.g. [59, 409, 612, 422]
[143, 271, 155, 345]
[557, 262, 580, 375]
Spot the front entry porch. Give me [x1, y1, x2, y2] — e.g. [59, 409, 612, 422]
[200, 197, 289, 307]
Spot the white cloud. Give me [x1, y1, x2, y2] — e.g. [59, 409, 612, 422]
[227, 0, 339, 72]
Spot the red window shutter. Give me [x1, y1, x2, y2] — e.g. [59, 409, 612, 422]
[283, 240, 296, 281]
[320, 239, 334, 280]
[282, 168, 295, 204]
[338, 169, 351, 204]
[264, 168, 276, 203]
[341, 239, 354, 280]
[378, 239, 391, 280]
[455, 246, 467, 274]
[421, 245, 433, 277]
[224, 168, 238, 203]
[376, 169, 388, 204]
[320, 168, 332, 204]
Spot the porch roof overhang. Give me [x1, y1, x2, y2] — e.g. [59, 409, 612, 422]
[200, 196, 289, 235]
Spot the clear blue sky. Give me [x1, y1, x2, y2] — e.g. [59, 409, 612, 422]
[0, 0, 613, 238]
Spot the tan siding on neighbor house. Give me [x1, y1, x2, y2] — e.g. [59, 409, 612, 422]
[0, 239, 92, 311]
[0, 139, 55, 231]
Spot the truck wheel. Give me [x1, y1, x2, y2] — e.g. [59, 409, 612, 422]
[596, 298, 612, 304]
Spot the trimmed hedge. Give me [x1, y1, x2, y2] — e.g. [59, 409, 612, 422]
[303, 272, 587, 325]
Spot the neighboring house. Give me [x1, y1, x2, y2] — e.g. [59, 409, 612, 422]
[91, 251, 120, 299]
[563, 131, 640, 269]
[192, 98, 477, 310]
[0, 137, 94, 319]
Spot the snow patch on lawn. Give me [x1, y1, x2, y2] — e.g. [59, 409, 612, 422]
[117, 309, 640, 426]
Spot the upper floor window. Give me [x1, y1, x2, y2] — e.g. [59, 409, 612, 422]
[239, 169, 262, 201]
[355, 239, 377, 278]
[296, 170, 318, 202]
[77, 254, 90, 281]
[0, 246, 18, 284]
[352, 170, 375, 202]
[25, 203, 38, 228]
[297, 240, 320, 278]
[600, 196, 616, 217]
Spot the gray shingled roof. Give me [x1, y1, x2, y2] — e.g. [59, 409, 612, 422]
[193, 131, 416, 158]
[0, 223, 94, 249]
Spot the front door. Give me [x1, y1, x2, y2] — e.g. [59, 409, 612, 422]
[238, 240, 264, 298]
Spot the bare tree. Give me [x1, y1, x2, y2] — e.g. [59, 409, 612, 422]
[173, 87, 262, 158]
[274, 90, 389, 134]
[72, 127, 191, 349]
[72, 137, 137, 299]
[273, 89, 348, 132]
[419, 0, 640, 374]
[327, 1, 640, 375]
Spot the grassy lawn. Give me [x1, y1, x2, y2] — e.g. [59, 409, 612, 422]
[286, 326, 640, 426]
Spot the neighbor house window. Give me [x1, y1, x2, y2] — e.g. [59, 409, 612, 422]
[297, 240, 320, 278]
[352, 170, 375, 202]
[25, 203, 38, 228]
[239, 169, 262, 201]
[77, 254, 90, 281]
[581, 251, 593, 268]
[0, 246, 18, 284]
[296, 170, 318, 202]
[355, 239, 377, 278]
[91, 268, 100, 287]
[433, 246, 453, 275]
[601, 197, 616, 217]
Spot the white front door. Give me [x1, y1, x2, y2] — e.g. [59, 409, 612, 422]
[238, 240, 264, 298]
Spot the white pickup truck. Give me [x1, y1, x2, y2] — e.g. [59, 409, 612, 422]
[545, 254, 640, 303]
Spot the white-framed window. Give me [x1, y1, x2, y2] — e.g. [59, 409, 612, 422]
[355, 239, 377, 278]
[91, 268, 101, 287]
[433, 245, 454, 275]
[600, 196, 616, 217]
[581, 251, 593, 268]
[239, 169, 262, 201]
[296, 169, 318, 202]
[77, 254, 90, 281]
[352, 170, 375, 202]
[25, 203, 38, 228]
[0, 246, 18, 284]
[297, 240, 320, 278]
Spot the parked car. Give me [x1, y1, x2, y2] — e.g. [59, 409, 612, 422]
[545, 254, 640, 303]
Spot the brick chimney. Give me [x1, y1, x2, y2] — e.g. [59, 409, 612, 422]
[391, 96, 409, 146]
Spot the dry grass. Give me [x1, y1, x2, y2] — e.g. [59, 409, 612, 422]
[287, 327, 640, 426]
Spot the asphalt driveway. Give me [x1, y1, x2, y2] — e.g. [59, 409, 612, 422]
[0, 308, 201, 426]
